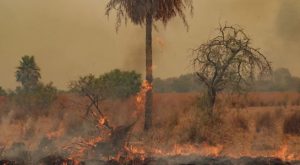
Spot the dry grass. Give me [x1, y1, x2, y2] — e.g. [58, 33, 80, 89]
[231, 113, 249, 131]
[255, 111, 275, 134]
[283, 111, 300, 135]
[1, 92, 300, 158]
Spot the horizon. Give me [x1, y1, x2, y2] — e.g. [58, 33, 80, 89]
[0, 0, 299, 89]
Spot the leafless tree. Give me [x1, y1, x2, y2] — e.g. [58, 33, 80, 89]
[69, 75, 139, 159]
[106, 0, 193, 130]
[70, 74, 113, 131]
[192, 25, 272, 116]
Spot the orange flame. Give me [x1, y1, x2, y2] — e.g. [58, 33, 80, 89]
[97, 117, 107, 128]
[135, 80, 152, 116]
[274, 144, 295, 161]
[148, 143, 223, 157]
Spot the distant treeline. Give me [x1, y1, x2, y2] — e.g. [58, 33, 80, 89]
[1, 64, 299, 95]
[153, 68, 300, 93]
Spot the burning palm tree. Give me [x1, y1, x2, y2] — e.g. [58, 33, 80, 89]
[106, 0, 193, 130]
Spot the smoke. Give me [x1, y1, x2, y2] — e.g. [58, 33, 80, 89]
[0, 95, 98, 163]
[276, 0, 300, 42]
[122, 42, 145, 73]
[122, 27, 166, 75]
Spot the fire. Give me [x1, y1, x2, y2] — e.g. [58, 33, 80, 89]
[274, 144, 295, 161]
[124, 145, 146, 160]
[135, 80, 152, 115]
[97, 117, 107, 128]
[148, 143, 223, 157]
[201, 143, 224, 157]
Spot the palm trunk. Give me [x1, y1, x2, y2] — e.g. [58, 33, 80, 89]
[144, 12, 153, 131]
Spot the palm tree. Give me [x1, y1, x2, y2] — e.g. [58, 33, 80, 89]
[106, 0, 193, 130]
[16, 55, 41, 91]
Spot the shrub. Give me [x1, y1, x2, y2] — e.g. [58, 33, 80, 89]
[283, 111, 300, 135]
[0, 86, 6, 96]
[173, 105, 228, 145]
[10, 55, 57, 117]
[100, 69, 142, 99]
[231, 114, 249, 131]
[70, 69, 142, 100]
[255, 112, 275, 133]
[34, 82, 57, 109]
[173, 109, 207, 143]
[11, 82, 57, 112]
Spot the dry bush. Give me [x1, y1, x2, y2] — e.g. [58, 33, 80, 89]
[283, 111, 300, 135]
[255, 112, 275, 134]
[173, 108, 203, 143]
[171, 105, 231, 145]
[231, 113, 249, 131]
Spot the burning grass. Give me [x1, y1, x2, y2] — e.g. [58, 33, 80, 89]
[1, 92, 300, 164]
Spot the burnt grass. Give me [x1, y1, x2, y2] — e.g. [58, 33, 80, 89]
[1, 155, 300, 165]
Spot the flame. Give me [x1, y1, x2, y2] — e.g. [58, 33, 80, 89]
[274, 144, 295, 161]
[125, 145, 146, 160]
[202, 143, 224, 157]
[97, 117, 107, 128]
[147, 143, 223, 157]
[135, 80, 152, 116]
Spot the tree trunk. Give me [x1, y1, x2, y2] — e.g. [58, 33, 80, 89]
[207, 88, 216, 117]
[144, 12, 153, 131]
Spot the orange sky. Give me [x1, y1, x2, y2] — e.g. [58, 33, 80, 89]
[0, 0, 299, 89]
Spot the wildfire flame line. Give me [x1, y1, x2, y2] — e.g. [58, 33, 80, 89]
[135, 80, 152, 116]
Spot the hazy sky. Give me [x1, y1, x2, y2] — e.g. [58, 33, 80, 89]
[0, 0, 299, 89]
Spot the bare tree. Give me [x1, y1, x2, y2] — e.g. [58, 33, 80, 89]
[70, 74, 113, 131]
[69, 74, 141, 159]
[192, 25, 272, 116]
[106, 0, 193, 130]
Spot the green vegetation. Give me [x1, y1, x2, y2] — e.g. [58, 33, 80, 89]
[101, 69, 142, 99]
[69, 69, 142, 131]
[11, 55, 57, 111]
[255, 68, 300, 91]
[154, 68, 300, 93]
[16, 55, 41, 91]
[70, 69, 142, 100]
[0, 86, 7, 96]
[154, 73, 204, 93]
